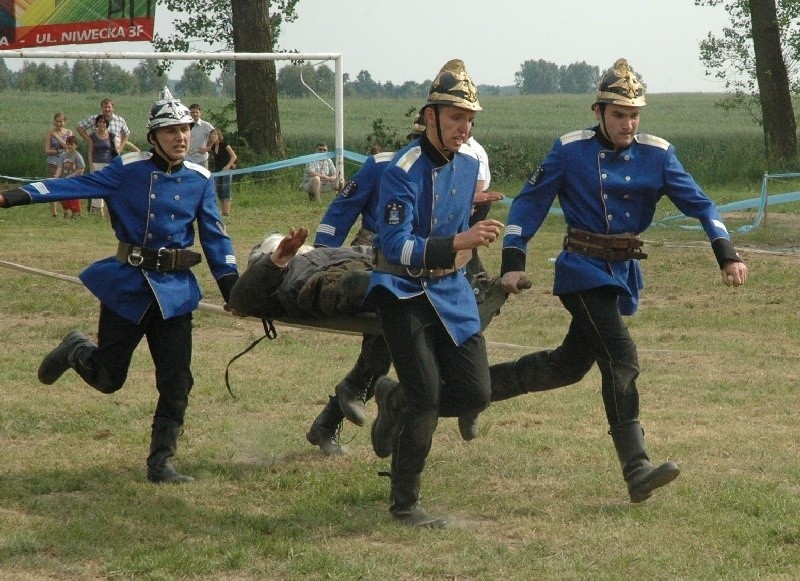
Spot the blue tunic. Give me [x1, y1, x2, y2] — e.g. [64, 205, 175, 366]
[503, 128, 732, 315]
[314, 151, 394, 247]
[15, 152, 238, 323]
[366, 137, 480, 345]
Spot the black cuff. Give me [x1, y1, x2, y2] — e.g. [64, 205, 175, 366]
[217, 273, 239, 303]
[2, 188, 32, 207]
[711, 238, 741, 269]
[501, 247, 527, 275]
[425, 236, 457, 269]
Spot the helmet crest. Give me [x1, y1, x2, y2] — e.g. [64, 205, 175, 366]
[595, 58, 646, 107]
[147, 87, 193, 131]
[426, 59, 482, 112]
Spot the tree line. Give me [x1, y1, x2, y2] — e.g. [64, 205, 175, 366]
[0, 57, 603, 100]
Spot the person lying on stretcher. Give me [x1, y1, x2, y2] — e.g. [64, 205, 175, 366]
[227, 227, 519, 329]
[225, 227, 530, 458]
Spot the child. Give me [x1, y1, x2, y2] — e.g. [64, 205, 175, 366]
[54, 135, 85, 218]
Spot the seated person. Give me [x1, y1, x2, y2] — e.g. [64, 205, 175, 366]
[302, 142, 338, 202]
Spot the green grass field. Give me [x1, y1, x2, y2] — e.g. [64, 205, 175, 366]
[0, 90, 775, 186]
[2, 90, 800, 578]
[1, 170, 800, 577]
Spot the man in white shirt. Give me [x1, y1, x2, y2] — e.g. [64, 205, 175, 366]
[76, 97, 131, 154]
[187, 103, 215, 168]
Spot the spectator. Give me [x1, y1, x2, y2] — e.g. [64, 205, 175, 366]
[302, 142, 338, 202]
[44, 111, 72, 218]
[0, 87, 239, 485]
[208, 128, 237, 217]
[87, 114, 118, 218]
[76, 97, 130, 154]
[53, 135, 85, 218]
[187, 103, 214, 168]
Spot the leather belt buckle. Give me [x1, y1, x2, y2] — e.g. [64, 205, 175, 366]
[155, 247, 170, 272]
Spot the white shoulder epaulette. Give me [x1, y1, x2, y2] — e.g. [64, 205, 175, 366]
[560, 129, 595, 145]
[395, 146, 422, 173]
[635, 133, 670, 151]
[120, 151, 152, 165]
[374, 151, 395, 163]
[184, 160, 212, 178]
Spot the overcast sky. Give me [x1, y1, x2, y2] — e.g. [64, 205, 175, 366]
[278, 0, 730, 93]
[4, 1, 731, 93]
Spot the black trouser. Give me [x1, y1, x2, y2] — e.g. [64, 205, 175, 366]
[348, 333, 392, 389]
[374, 290, 491, 476]
[73, 302, 194, 424]
[512, 286, 639, 426]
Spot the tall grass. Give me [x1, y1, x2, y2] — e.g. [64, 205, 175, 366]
[0, 90, 771, 186]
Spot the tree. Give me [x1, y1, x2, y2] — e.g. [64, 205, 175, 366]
[696, 0, 797, 162]
[277, 64, 307, 97]
[133, 60, 169, 95]
[217, 66, 236, 97]
[351, 69, 380, 97]
[154, 0, 299, 157]
[89, 60, 138, 95]
[514, 59, 560, 94]
[314, 64, 335, 97]
[560, 62, 600, 94]
[0, 58, 11, 91]
[71, 60, 95, 93]
[176, 63, 216, 97]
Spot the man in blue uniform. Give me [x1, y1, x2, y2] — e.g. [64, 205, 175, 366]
[491, 58, 749, 503]
[0, 88, 239, 484]
[366, 59, 504, 528]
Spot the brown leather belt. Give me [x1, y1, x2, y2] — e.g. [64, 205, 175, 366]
[563, 227, 647, 261]
[373, 249, 471, 278]
[116, 242, 202, 272]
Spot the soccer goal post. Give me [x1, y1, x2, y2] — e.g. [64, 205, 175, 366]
[0, 50, 346, 173]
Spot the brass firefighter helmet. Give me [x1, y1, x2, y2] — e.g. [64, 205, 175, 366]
[595, 58, 646, 107]
[148, 87, 193, 131]
[426, 59, 482, 112]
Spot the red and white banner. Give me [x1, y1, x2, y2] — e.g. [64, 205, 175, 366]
[0, 1, 155, 49]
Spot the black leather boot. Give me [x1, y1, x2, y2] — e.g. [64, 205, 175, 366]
[610, 420, 680, 503]
[370, 376, 404, 458]
[389, 473, 446, 529]
[146, 420, 194, 484]
[335, 376, 370, 427]
[37, 330, 95, 385]
[337, 334, 390, 426]
[306, 396, 347, 456]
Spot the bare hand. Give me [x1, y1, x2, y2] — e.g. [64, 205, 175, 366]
[271, 227, 309, 266]
[501, 271, 530, 294]
[454, 219, 504, 250]
[721, 260, 748, 287]
[473, 190, 505, 205]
